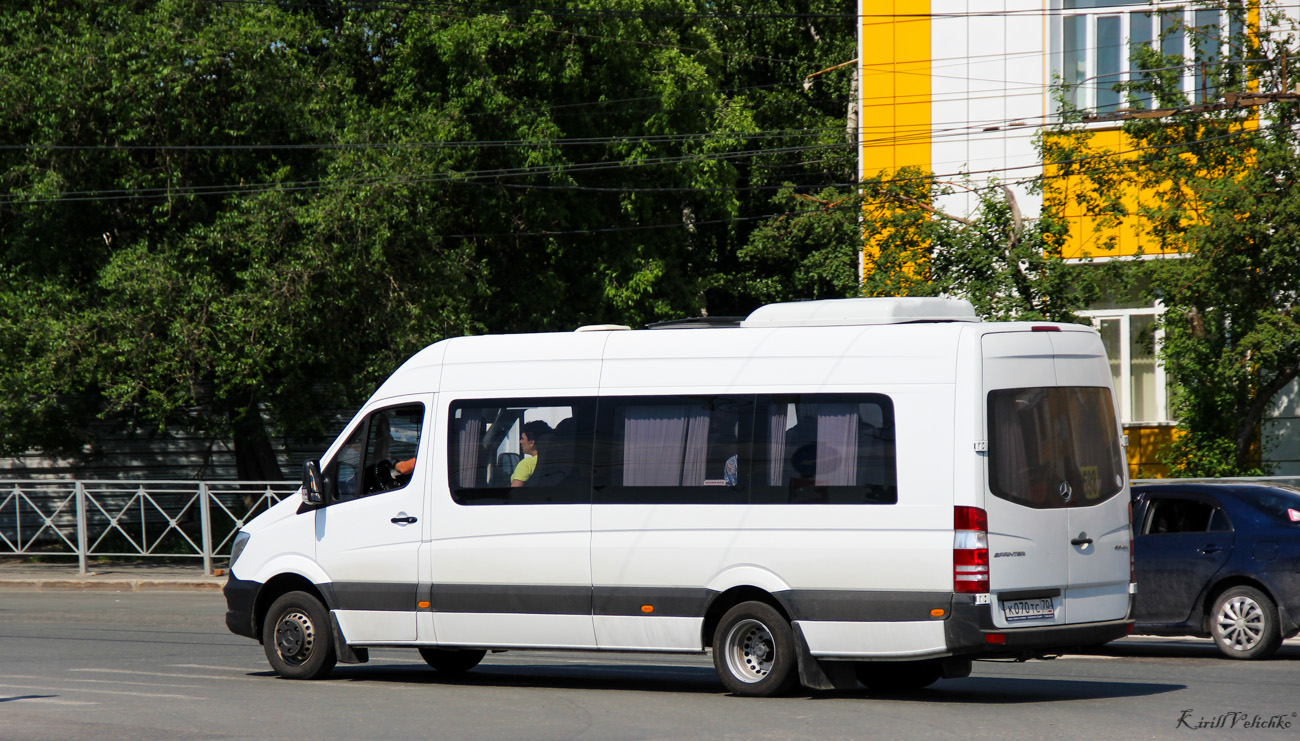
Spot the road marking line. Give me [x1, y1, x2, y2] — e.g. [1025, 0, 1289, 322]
[67, 678, 202, 688]
[169, 664, 257, 672]
[1, 676, 198, 686]
[7, 698, 99, 706]
[0, 682, 202, 700]
[71, 668, 257, 682]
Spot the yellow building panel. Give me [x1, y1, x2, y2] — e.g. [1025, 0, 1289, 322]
[860, 1, 931, 178]
[1048, 128, 1186, 261]
[1125, 423, 1177, 480]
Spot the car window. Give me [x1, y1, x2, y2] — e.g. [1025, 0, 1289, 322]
[1143, 498, 1228, 534]
[1208, 507, 1233, 532]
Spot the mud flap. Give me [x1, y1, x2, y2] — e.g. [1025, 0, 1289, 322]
[793, 623, 859, 691]
[939, 656, 972, 678]
[329, 613, 370, 665]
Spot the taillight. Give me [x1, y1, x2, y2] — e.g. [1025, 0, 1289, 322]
[954, 506, 989, 594]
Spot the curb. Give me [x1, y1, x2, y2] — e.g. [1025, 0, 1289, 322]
[0, 577, 224, 592]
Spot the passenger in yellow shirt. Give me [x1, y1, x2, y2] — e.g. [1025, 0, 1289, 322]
[511, 420, 552, 487]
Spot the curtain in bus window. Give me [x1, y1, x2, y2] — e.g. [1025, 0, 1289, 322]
[766, 405, 788, 486]
[991, 392, 1032, 502]
[680, 408, 710, 485]
[622, 405, 684, 486]
[814, 404, 858, 486]
[783, 402, 858, 487]
[621, 405, 710, 486]
[453, 415, 483, 489]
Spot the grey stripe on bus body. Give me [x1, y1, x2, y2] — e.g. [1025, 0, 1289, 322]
[779, 590, 954, 623]
[321, 581, 418, 613]
[325, 581, 951, 623]
[427, 584, 592, 615]
[593, 586, 716, 617]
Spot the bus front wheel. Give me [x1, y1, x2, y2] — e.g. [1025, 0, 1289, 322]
[262, 591, 337, 680]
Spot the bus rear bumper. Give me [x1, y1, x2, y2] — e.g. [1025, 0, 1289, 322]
[945, 596, 1133, 658]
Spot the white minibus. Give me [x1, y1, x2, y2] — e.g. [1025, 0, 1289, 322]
[224, 297, 1134, 696]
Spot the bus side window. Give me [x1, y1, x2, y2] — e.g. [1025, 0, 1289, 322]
[447, 398, 594, 505]
[593, 395, 752, 504]
[752, 394, 897, 505]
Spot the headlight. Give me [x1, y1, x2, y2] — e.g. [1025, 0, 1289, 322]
[230, 530, 251, 568]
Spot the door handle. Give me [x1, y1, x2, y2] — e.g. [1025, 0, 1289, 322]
[1198, 545, 1224, 554]
[1071, 534, 1093, 547]
[391, 515, 418, 525]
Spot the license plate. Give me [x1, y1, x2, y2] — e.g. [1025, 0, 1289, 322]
[1002, 597, 1055, 622]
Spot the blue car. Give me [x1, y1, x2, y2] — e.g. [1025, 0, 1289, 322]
[1131, 482, 1300, 659]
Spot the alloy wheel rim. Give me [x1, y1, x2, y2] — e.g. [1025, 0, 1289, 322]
[1215, 596, 1264, 651]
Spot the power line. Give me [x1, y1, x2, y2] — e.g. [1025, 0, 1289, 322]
[0, 141, 852, 205]
[0, 127, 850, 153]
[4, 115, 1284, 208]
[201, 0, 1288, 23]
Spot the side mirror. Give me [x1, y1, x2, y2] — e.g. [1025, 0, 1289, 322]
[302, 460, 325, 506]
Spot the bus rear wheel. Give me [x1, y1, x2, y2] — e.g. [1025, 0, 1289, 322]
[712, 601, 798, 697]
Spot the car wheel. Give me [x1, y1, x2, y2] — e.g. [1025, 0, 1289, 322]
[855, 659, 943, 692]
[262, 591, 338, 679]
[712, 601, 798, 697]
[1210, 585, 1282, 660]
[418, 648, 486, 674]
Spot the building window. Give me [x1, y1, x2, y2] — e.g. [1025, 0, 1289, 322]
[1079, 307, 1169, 425]
[1058, 2, 1229, 115]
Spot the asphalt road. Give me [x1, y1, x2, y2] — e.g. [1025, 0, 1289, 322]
[1, 591, 1297, 740]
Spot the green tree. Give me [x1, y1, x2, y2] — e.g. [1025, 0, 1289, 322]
[0, 1, 484, 477]
[0, 1, 860, 477]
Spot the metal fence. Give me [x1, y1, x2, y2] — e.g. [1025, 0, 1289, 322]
[0, 480, 298, 575]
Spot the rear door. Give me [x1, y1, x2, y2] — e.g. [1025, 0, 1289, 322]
[982, 330, 1130, 628]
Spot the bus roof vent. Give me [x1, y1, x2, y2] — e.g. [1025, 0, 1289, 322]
[645, 316, 745, 330]
[740, 297, 981, 328]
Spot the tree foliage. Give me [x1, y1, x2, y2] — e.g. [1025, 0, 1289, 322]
[0, 1, 858, 477]
[857, 169, 1103, 323]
